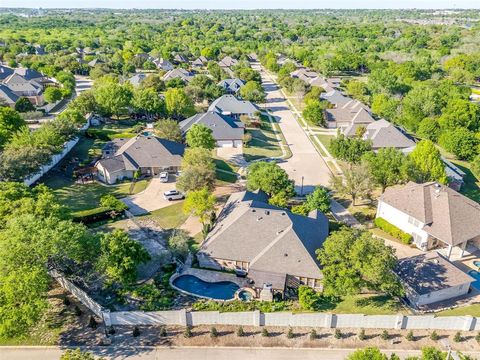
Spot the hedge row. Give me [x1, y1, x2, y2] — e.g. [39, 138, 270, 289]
[374, 217, 413, 245]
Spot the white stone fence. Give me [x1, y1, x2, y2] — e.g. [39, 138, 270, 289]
[24, 115, 92, 186]
[52, 270, 480, 332]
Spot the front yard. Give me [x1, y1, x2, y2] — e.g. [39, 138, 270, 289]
[243, 115, 283, 161]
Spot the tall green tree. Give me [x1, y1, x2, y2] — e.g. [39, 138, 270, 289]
[183, 188, 216, 226]
[330, 164, 373, 206]
[0, 107, 26, 148]
[246, 161, 295, 198]
[165, 88, 195, 119]
[154, 119, 182, 142]
[408, 140, 447, 184]
[185, 124, 216, 150]
[98, 229, 150, 286]
[362, 148, 408, 192]
[317, 228, 402, 297]
[93, 78, 133, 119]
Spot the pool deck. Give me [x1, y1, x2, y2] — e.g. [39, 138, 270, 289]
[181, 267, 250, 288]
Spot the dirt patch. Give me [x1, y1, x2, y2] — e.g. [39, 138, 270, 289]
[102, 325, 480, 352]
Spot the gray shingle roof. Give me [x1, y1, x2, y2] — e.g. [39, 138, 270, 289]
[162, 68, 193, 82]
[0, 65, 14, 81]
[3, 73, 42, 95]
[219, 56, 239, 68]
[0, 84, 19, 104]
[153, 58, 174, 71]
[208, 95, 258, 116]
[97, 155, 126, 173]
[104, 135, 185, 171]
[192, 56, 208, 66]
[13, 67, 44, 81]
[128, 73, 148, 87]
[218, 78, 245, 93]
[179, 111, 245, 141]
[396, 252, 473, 296]
[381, 182, 480, 246]
[363, 119, 416, 150]
[199, 190, 329, 280]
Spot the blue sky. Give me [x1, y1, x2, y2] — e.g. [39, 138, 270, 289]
[2, 0, 479, 9]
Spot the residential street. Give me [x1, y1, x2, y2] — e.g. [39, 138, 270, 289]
[0, 346, 457, 360]
[252, 62, 332, 194]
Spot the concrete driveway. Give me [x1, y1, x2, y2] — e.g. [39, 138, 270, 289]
[252, 62, 332, 194]
[121, 176, 181, 215]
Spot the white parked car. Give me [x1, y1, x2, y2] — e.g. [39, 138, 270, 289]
[163, 190, 185, 201]
[159, 172, 169, 183]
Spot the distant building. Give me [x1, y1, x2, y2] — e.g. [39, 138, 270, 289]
[192, 56, 209, 67]
[173, 54, 189, 64]
[162, 68, 194, 83]
[217, 78, 245, 94]
[128, 73, 148, 87]
[153, 58, 174, 71]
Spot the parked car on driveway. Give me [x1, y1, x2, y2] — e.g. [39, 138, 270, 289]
[163, 190, 185, 201]
[159, 171, 169, 182]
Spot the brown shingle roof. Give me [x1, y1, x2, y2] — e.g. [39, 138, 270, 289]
[381, 182, 480, 246]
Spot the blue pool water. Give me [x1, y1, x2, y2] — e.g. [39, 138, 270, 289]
[173, 275, 239, 300]
[468, 270, 480, 290]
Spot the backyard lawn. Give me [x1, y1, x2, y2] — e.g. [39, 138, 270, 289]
[243, 116, 283, 161]
[325, 294, 407, 315]
[142, 202, 189, 229]
[44, 176, 149, 217]
[437, 304, 480, 317]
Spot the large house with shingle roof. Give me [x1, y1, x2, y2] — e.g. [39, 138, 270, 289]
[179, 111, 245, 148]
[95, 135, 185, 184]
[218, 78, 245, 94]
[376, 182, 480, 256]
[321, 90, 374, 130]
[0, 68, 47, 106]
[197, 190, 329, 296]
[208, 94, 258, 118]
[162, 68, 194, 83]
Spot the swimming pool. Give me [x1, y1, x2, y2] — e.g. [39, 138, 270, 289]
[172, 275, 239, 300]
[468, 270, 480, 290]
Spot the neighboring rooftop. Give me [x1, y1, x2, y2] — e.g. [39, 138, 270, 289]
[179, 111, 245, 141]
[208, 94, 258, 116]
[380, 182, 480, 246]
[396, 252, 473, 296]
[218, 78, 245, 93]
[219, 56, 239, 68]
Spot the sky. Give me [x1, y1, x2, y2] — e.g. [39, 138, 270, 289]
[1, 0, 480, 9]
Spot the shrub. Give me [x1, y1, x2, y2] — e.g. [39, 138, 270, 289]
[262, 328, 269, 337]
[453, 331, 463, 342]
[287, 327, 294, 339]
[74, 305, 82, 316]
[310, 329, 317, 340]
[236, 326, 245, 337]
[430, 331, 439, 341]
[381, 330, 389, 340]
[88, 316, 97, 329]
[210, 326, 218, 338]
[159, 326, 167, 337]
[334, 329, 342, 339]
[406, 330, 414, 341]
[184, 326, 192, 338]
[298, 286, 320, 311]
[358, 329, 366, 341]
[133, 326, 140, 337]
[63, 297, 71, 306]
[374, 217, 413, 245]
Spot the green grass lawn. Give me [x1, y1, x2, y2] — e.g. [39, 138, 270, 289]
[325, 294, 406, 315]
[437, 304, 480, 317]
[142, 202, 189, 229]
[216, 169, 238, 183]
[315, 134, 334, 153]
[244, 117, 282, 161]
[43, 176, 149, 216]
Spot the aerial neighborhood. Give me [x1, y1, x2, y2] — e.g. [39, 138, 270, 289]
[1, 7, 480, 360]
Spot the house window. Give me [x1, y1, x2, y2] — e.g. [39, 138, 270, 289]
[408, 216, 421, 227]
